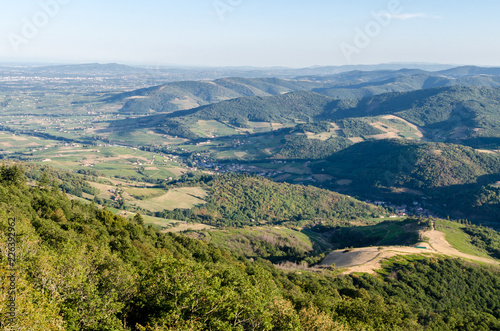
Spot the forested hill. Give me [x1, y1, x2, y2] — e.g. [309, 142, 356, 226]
[326, 86, 500, 140]
[297, 66, 500, 82]
[181, 91, 335, 125]
[110, 91, 337, 137]
[317, 139, 500, 189]
[111, 67, 500, 115]
[112, 77, 325, 114]
[3, 164, 500, 329]
[312, 139, 500, 220]
[112, 85, 500, 143]
[158, 174, 385, 227]
[438, 65, 500, 76]
[312, 73, 500, 99]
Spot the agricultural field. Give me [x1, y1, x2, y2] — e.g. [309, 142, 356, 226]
[80, 179, 207, 224]
[0, 132, 59, 151]
[105, 129, 182, 146]
[4, 140, 212, 220]
[20, 145, 185, 178]
[366, 115, 424, 141]
[176, 132, 286, 160]
[115, 212, 213, 233]
[0, 90, 109, 116]
[132, 187, 207, 212]
[189, 120, 239, 137]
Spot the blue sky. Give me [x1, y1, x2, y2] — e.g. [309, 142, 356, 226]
[1, 0, 499, 67]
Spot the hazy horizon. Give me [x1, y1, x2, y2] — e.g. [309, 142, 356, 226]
[1, 0, 499, 67]
[0, 60, 469, 69]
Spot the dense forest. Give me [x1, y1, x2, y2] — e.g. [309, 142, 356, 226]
[317, 139, 500, 188]
[276, 136, 353, 160]
[460, 223, 500, 259]
[112, 85, 500, 146]
[22, 163, 100, 197]
[2, 164, 500, 330]
[158, 174, 385, 227]
[338, 119, 384, 138]
[326, 86, 500, 142]
[115, 78, 324, 114]
[312, 139, 500, 221]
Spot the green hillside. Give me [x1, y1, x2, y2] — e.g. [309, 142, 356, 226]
[3, 164, 500, 330]
[276, 135, 354, 160]
[312, 139, 500, 221]
[158, 174, 385, 227]
[112, 70, 500, 116]
[317, 139, 500, 188]
[110, 91, 337, 139]
[313, 74, 444, 99]
[112, 77, 324, 114]
[179, 91, 334, 126]
[112, 86, 500, 144]
[313, 72, 500, 99]
[327, 86, 500, 143]
[438, 65, 500, 76]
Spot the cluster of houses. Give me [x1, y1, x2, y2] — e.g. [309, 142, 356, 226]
[367, 200, 436, 218]
[108, 188, 122, 202]
[195, 140, 212, 146]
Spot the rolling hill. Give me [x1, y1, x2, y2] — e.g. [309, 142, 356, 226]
[312, 73, 500, 99]
[326, 86, 500, 143]
[111, 77, 326, 114]
[157, 174, 385, 227]
[110, 85, 500, 146]
[314, 139, 500, 188]
[109, 91, 338, 138]
[181, 90, 334, 125]
[4, 164, 500, 330]
[438, 65, 500, 77]
[105, 65, 500, 114]
[311, 139, 500, 221]
[103, 66, 500, 119]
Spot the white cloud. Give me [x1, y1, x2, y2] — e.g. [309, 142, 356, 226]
[388, 13, 442, 20]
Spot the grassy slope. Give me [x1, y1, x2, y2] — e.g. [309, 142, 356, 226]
[115, 77, 325, 114]
[160, 174, 387, 227]
[205, 226, 317, 261]
[327, 86, 500, 141]
[435, 220, 493, 259]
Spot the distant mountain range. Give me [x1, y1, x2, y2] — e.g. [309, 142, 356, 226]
[109, 78, 325, 114]
[110, 66, 500, 114]
[0, 61, 457, 77]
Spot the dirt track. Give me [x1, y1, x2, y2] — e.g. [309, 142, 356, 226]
[321, 227, 500, 275]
